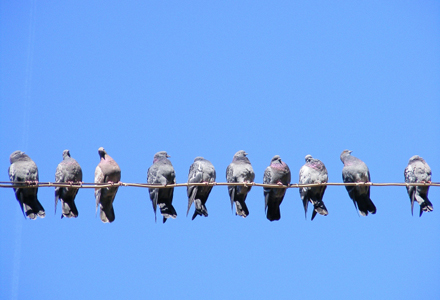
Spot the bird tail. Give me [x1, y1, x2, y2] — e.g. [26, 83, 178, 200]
[311, 200, 328, 221]
[234, 199, 249, 218]
[417, 195, 433, 217]
[192, 199, 208, 220]
[357, 196, 376, 216]
[100, 203, 115, 223]
[61, 200, 78, 218]
[23, 198, 45, 220]
[17, 189, 45, 219]
[160, 202, 177, 223]
[266, 199, 281, 221]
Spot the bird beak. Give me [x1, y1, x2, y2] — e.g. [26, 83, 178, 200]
[167, 154, 171, 158]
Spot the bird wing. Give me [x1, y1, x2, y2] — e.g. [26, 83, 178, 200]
[8, 164, 16, 182]
[94, 165, 104, 211]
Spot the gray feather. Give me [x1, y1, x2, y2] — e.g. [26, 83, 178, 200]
[94, 147, 121, 223]
[226, 150, 255, 218]
[404, 155, 433, 216]
[8, 150, 45, 219]
[187, 157, 216, 220]
[263, 155, 291, 221]
[147, 151, 177, 223]
[340, 150, 376, 216]
[55, 150, 82, 218]
[299, 155, 328, 220]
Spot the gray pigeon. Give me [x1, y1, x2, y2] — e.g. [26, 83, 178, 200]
[94, 147, 121, 223]
[55, 150, 83, 218]
[299, 155, 329, 220]
[263, 155, 291, 221]
[226, 150, 255, 218]
[404, 155, 433, 216]
[147, 151, 177, 223]
[8, 150, 45, 219]
[187, 157, 216, 220]
[340, 150, 376, 216]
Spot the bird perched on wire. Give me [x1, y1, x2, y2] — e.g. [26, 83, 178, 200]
[55, 149, 83, 218]
[404, 155, 433, 216]
[94, 147, 121, 223]
[187, 157, 216, 220]
[226, 150, 255, 218]
[299, 154, 328, 220]
[340, 150, 376, 216]
[147, 151, 177, 223]
[263, 155, 291, 221]
[8, 150, 45, 219]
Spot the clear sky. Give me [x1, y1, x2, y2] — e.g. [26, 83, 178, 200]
[1, 1, 439, 299]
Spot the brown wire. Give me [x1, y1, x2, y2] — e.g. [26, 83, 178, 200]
[0, 181, 439, 189]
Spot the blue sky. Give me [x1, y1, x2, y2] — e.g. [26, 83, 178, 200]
[1, 1, 439, 299]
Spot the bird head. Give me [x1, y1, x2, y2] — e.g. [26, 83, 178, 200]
[305, 154, 313, 163]
[98, 147, 107, 158]
[62, 149, 71, 159]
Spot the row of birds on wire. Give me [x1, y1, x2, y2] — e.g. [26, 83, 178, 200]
[6, 148, 434, 223]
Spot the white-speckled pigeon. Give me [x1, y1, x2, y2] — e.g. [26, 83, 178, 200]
[55, 150, 83, 218]
[263, 155, 291, 221]
[8, 150, 45, 219]
[147, 151, 177, 223]
[226, 150, 255, 218]
[94, 147, 121, 223]
[404, 155, 433, 216]
[187, 157, 216, 220]
[340, 150, 376, 216]
[299, 155, 329, 220]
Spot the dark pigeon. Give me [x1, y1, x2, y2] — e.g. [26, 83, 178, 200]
[404, 155, 433, 216]
[8, 150, 45, 219]
[263, 155, 291, 221]
[340, 150, 376, 216]
[94, 147, 121, 223]
[299, 155, 329, 220]
[187, 157, 216, 220]
[226, 150, 255, 218]
[55, 150, 83, 218]
[147, 151, 177, 223]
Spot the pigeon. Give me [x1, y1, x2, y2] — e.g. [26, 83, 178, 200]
[340, 150, 376, 216]
[8, 150, 45, 219]
[94, 147, 121, 223]
[55, 150, 83, 218]
[226, 150, 255, 218]
[299, 155, 329, 220]
[187, 157, 216, 220]
[147, 151, 177, 223]
[263, 155, 291, 221]
[404, 155, 433, 216]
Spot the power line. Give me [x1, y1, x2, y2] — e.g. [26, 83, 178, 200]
[0, 181, 439, 189]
